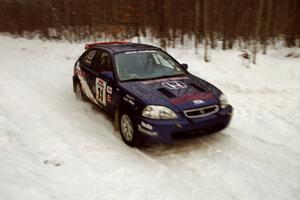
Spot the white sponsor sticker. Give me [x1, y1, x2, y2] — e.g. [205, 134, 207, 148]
[123, 94, 135, 105]
[124, 50, 157, 54]
[193, 99, 205, 105]
[106, 86, 112, 94]
[141, 121, 153, 130]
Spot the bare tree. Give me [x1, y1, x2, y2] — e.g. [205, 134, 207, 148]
[262, 0, 272, 55]
[203, 0, 209, 62]
[194, 0, 200, 54]
[253, 0, 264, 64]
[1, 0, 299, 53]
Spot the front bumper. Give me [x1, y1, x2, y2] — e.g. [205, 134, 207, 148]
[137, 105, 233, 143]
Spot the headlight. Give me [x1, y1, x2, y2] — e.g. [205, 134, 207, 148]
[219, 94, 229, 109]
[142, 105, 177, 120]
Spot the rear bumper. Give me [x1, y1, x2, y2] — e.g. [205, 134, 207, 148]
[137, 105, 233, 143]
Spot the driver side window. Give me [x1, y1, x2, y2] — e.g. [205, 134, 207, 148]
[95, 50, 113, 73]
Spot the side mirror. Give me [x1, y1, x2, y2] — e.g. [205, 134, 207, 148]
[181, 63, 188, 70]
[101, 71, 114, 81]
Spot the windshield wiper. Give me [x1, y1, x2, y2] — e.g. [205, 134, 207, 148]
[151, 74, 185, 80]
[122, 78, 152, 82]
[121, 74, 185, 82]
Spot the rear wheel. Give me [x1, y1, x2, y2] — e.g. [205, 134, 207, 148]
[119, 112, 142, 147]
[74, 82, 86, 101]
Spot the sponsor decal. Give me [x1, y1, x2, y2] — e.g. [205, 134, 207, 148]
[106, 94, 112, 103]
[124, 50, 157, 54]
[142, 76, 188, 84]
[106, 86, 112, 94]
[171, 92, 214, 105]
[162, 81, 187, 89]
[123, 94, 135, 105]
[141, 121, 153, 130]
[193, 99, 205, 105]
[138, 125, 158, 137]
[76, 66, 98, 104]
[97, 79, 105, 86]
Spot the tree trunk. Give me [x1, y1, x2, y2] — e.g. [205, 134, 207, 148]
[194, 0, 200, 54]
[263, 0, 272, 55]
[253, 0, 264, 64]
[203, 0, 209, 62]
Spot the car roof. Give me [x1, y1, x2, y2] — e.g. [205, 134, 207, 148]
[85, 42, 161, 53]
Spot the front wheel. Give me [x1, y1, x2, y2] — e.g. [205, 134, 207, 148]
[119, 113, 142, 147]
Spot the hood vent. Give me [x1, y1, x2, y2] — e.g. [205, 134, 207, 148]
[190, 83, 206, 92]
[157, 88, 176, 98]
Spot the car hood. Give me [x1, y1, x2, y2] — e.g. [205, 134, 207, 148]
[120, 75, 221, 112]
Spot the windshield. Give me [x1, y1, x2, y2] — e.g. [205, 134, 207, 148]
[115, 50, 186, 81]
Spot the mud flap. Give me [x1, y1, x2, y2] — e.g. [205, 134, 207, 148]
[114, 110, 120, 131]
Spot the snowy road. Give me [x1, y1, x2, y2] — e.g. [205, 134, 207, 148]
[0, 36, 300, 200]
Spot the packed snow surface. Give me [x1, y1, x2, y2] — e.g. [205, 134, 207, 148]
[0, 36, 300, 200]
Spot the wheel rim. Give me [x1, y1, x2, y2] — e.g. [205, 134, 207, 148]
[120, 114, 133, 142]
[75, 84, 82, 100]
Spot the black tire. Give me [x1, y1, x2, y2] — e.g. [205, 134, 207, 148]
[74, 81, 87, 101]
[119, 112, 142, 147]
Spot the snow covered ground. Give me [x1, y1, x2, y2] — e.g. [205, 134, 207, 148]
[0, 35, 299, 200]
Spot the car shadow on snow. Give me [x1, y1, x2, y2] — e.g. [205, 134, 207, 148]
[140, 131, 231, 157]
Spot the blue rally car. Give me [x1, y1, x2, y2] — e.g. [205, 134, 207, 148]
[73, 42, 233, 147]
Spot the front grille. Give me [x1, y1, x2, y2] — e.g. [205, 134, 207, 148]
[183, 105, 219, 118]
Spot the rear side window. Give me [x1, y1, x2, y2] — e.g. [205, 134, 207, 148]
[81, 50, 96, 66]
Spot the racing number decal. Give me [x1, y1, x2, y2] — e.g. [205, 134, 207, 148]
[96, 78, 107, 106]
